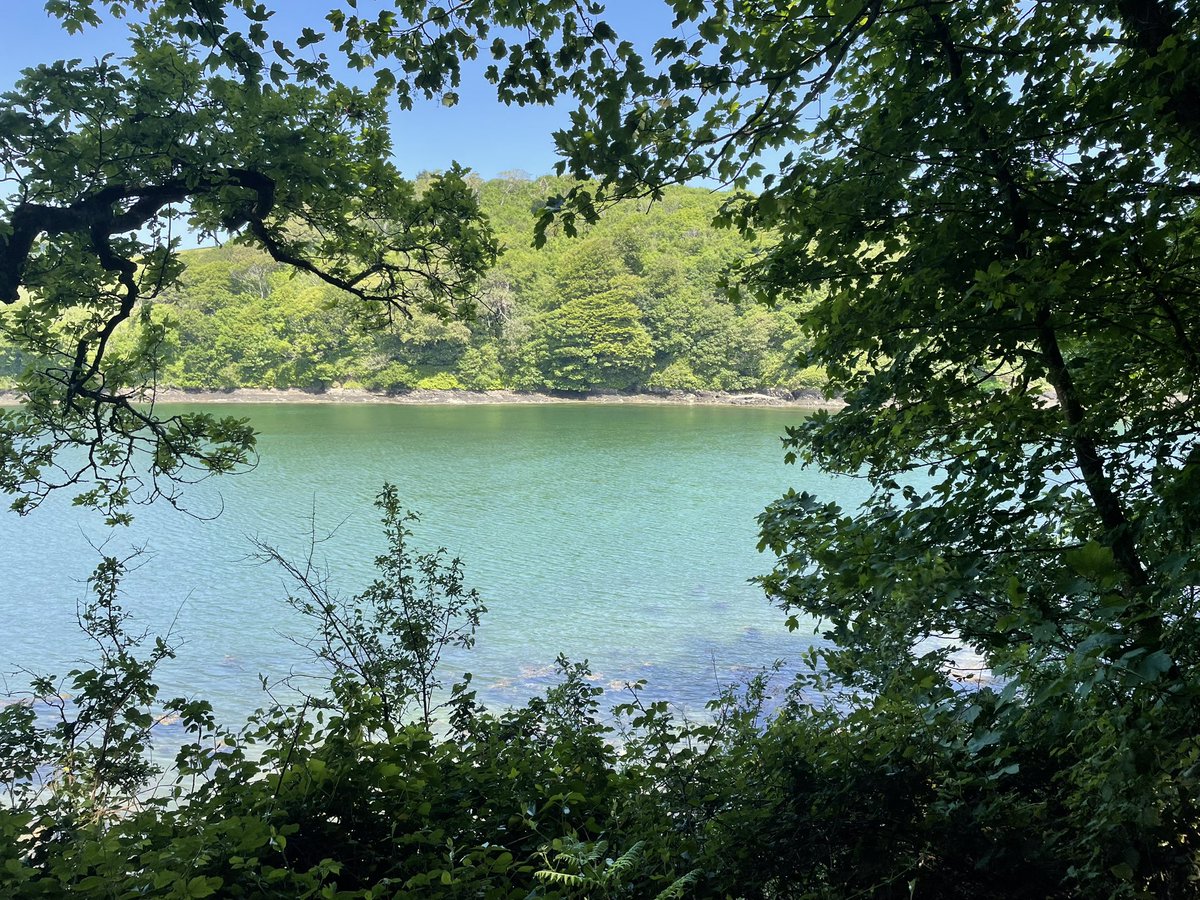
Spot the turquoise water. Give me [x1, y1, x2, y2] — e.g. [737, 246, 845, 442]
[1, 403, 866, 724]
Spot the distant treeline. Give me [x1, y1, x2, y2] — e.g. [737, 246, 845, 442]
[2, 175, 824, 395]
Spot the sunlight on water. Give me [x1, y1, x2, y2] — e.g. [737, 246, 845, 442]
[1, 403, 868, 726]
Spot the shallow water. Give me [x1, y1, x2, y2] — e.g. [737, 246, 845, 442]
[0, 403, 868, 726]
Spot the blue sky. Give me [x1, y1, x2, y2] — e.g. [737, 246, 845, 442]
[2, 1, 682, 181]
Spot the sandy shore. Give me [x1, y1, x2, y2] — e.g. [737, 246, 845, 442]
[0, 386, 844, 409]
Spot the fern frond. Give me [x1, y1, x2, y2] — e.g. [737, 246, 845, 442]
[535, 870, 588, 887]
[654, 868, 700, 900]
[603, 840, 646, 881]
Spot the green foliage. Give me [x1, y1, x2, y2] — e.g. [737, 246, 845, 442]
[361, 361, 420, 394]
[532, 0, 1200, 894]
[256, 484, 486, 731]
[415, 372, 464, 391]
[16, 491, 1196, 900]
[0, 16, 496, 518]
[15, 179, 820, 400]
[13, 0, 1200, 896]
[0, 499, 708, 900]
[646, 360, 704, 392]
[0, 2, 822, 526]
[455, 345, 505, 390]
[536, 837, 698, 899]
[0, 554, 176, 814]
[530, 287, 654, 392]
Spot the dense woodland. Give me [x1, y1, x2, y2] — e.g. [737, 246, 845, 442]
[3, 0, 1200, 898]
[1, 177, 820, 396]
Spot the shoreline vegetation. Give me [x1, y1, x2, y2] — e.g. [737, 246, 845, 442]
[4, 0, 1199, 893]
[0, 386, 845, 409]
[0, 179, 834, 405]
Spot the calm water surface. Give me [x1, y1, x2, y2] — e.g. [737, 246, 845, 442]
[1, 404, 866, 723]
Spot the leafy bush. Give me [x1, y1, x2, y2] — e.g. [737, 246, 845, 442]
[8, 492, 1199, 899]
[360, 361, 418, 393]
[455, 345, 505, 390]
[646, 360, 704, 392]
[414, 372, 464, 391]
[0, 491, 692, 898]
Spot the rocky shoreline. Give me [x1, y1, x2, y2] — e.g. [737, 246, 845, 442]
[0, 386, 844, 409]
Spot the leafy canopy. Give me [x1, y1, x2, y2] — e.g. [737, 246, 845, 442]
[0, 7, 497, 521]
[9, 0, 1200, 891]
[527, 0, 1200, 891]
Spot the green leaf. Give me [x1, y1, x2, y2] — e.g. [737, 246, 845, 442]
[1063, 541, 1118, 579]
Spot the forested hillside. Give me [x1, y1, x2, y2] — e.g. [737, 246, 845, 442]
[77, 175, 821, 395]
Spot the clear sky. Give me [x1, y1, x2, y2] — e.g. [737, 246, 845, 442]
[2, 1, 683, 181]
